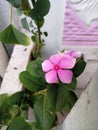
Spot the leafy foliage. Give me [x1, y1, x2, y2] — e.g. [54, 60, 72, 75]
[34, 94, 56, 130]
[0, 0, 87, 129]
[0, 55, 86, 129]
[7, 116, 32, 130]
[0, 94, 8, 107]
[19, 71, 46, 92]
[34, 19, 45, 28]
[0, 92, 29, 128]
[73, 56, 86, 77]
[21, 17, 30, 31]
[56, 84, 73, 111]
[0, 0, 51, 58]
[30, 0, 50, 21]
[0, 24, 30, 46]
[27, 59, 44, 78]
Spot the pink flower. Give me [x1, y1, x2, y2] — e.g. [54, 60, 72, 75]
[65, 50, 81, 59]
[42, 54, 76, 84]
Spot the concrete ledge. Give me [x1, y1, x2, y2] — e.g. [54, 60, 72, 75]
[62, 68, 98, 130]
[0, 43, 9, 78]
[0, 39, 33, 94]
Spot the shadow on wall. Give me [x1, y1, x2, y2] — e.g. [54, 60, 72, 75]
[3, 44, 14, 57]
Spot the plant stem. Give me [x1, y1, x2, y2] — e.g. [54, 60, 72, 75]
[10, 5, 13, 24]
[37, 22, 41, 44]
[31, 0, 42, 57]
[36, 20, 42, 52]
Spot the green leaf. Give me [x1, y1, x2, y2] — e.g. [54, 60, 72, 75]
[34, 19, 45, 28]
[21, 17, 30, 31]
[69, 91, 78, 106]
[9, 105, 20, 119]
[6, 0, 21, 8]
[0, 24, 30, 46]
[27, 59, 44, 78]
[35, 84, 77, 113]
[0, 96, 11, 125]
[0, 92, 23, 126]
[0, 93, 8, 107]
[30, 0, 50, 20]
[8, 92, 29, 119]
[46, 84, 57, 111]
[44, 31, 48, 37]
[55, 83, 77, 112]
[64, 103, 72, 112]
[30, 9, 41, 21]
[31, 35, 37, 43]
[35, 0, 50, 17]
[29, 21, 34, 27]
[64, 91, 78, 112]
[73, 57, 86, 77]
[7, 91, 25, 106]
[7, 116, 32, 130]
[56, 84, 70, 111]
[29, 122, 39, 130]
[0, 92, 26, 124]
[62, 77, 77, 90]
[17, 8, 23, 16]
[34, 92, 57, 130]
[19, 71, 46, 92]
[0, 110, 11, 126]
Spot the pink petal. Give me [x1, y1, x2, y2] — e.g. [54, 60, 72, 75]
[42, 60, 53, 72]
[49, 54, 61, 65]
[45, 70, 58, 83]
[59, 55, 76, 69]
[58, 69, 73, 83]
[65, 50, 81, 59]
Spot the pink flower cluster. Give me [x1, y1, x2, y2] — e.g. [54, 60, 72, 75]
[42, 50, 81, 84]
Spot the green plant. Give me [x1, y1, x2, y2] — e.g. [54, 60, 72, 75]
[0, 1, 87, 130]
[0, 0, 50, 58]
[0, 51, 86, 130]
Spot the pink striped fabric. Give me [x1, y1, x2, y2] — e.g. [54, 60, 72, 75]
[62, 1, 98, 46]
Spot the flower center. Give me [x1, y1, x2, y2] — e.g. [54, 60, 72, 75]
[54, 65, 59, 70]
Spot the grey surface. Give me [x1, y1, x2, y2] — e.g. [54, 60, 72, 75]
[63, 69, 98, 130]
[4, 44, 14, 57]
